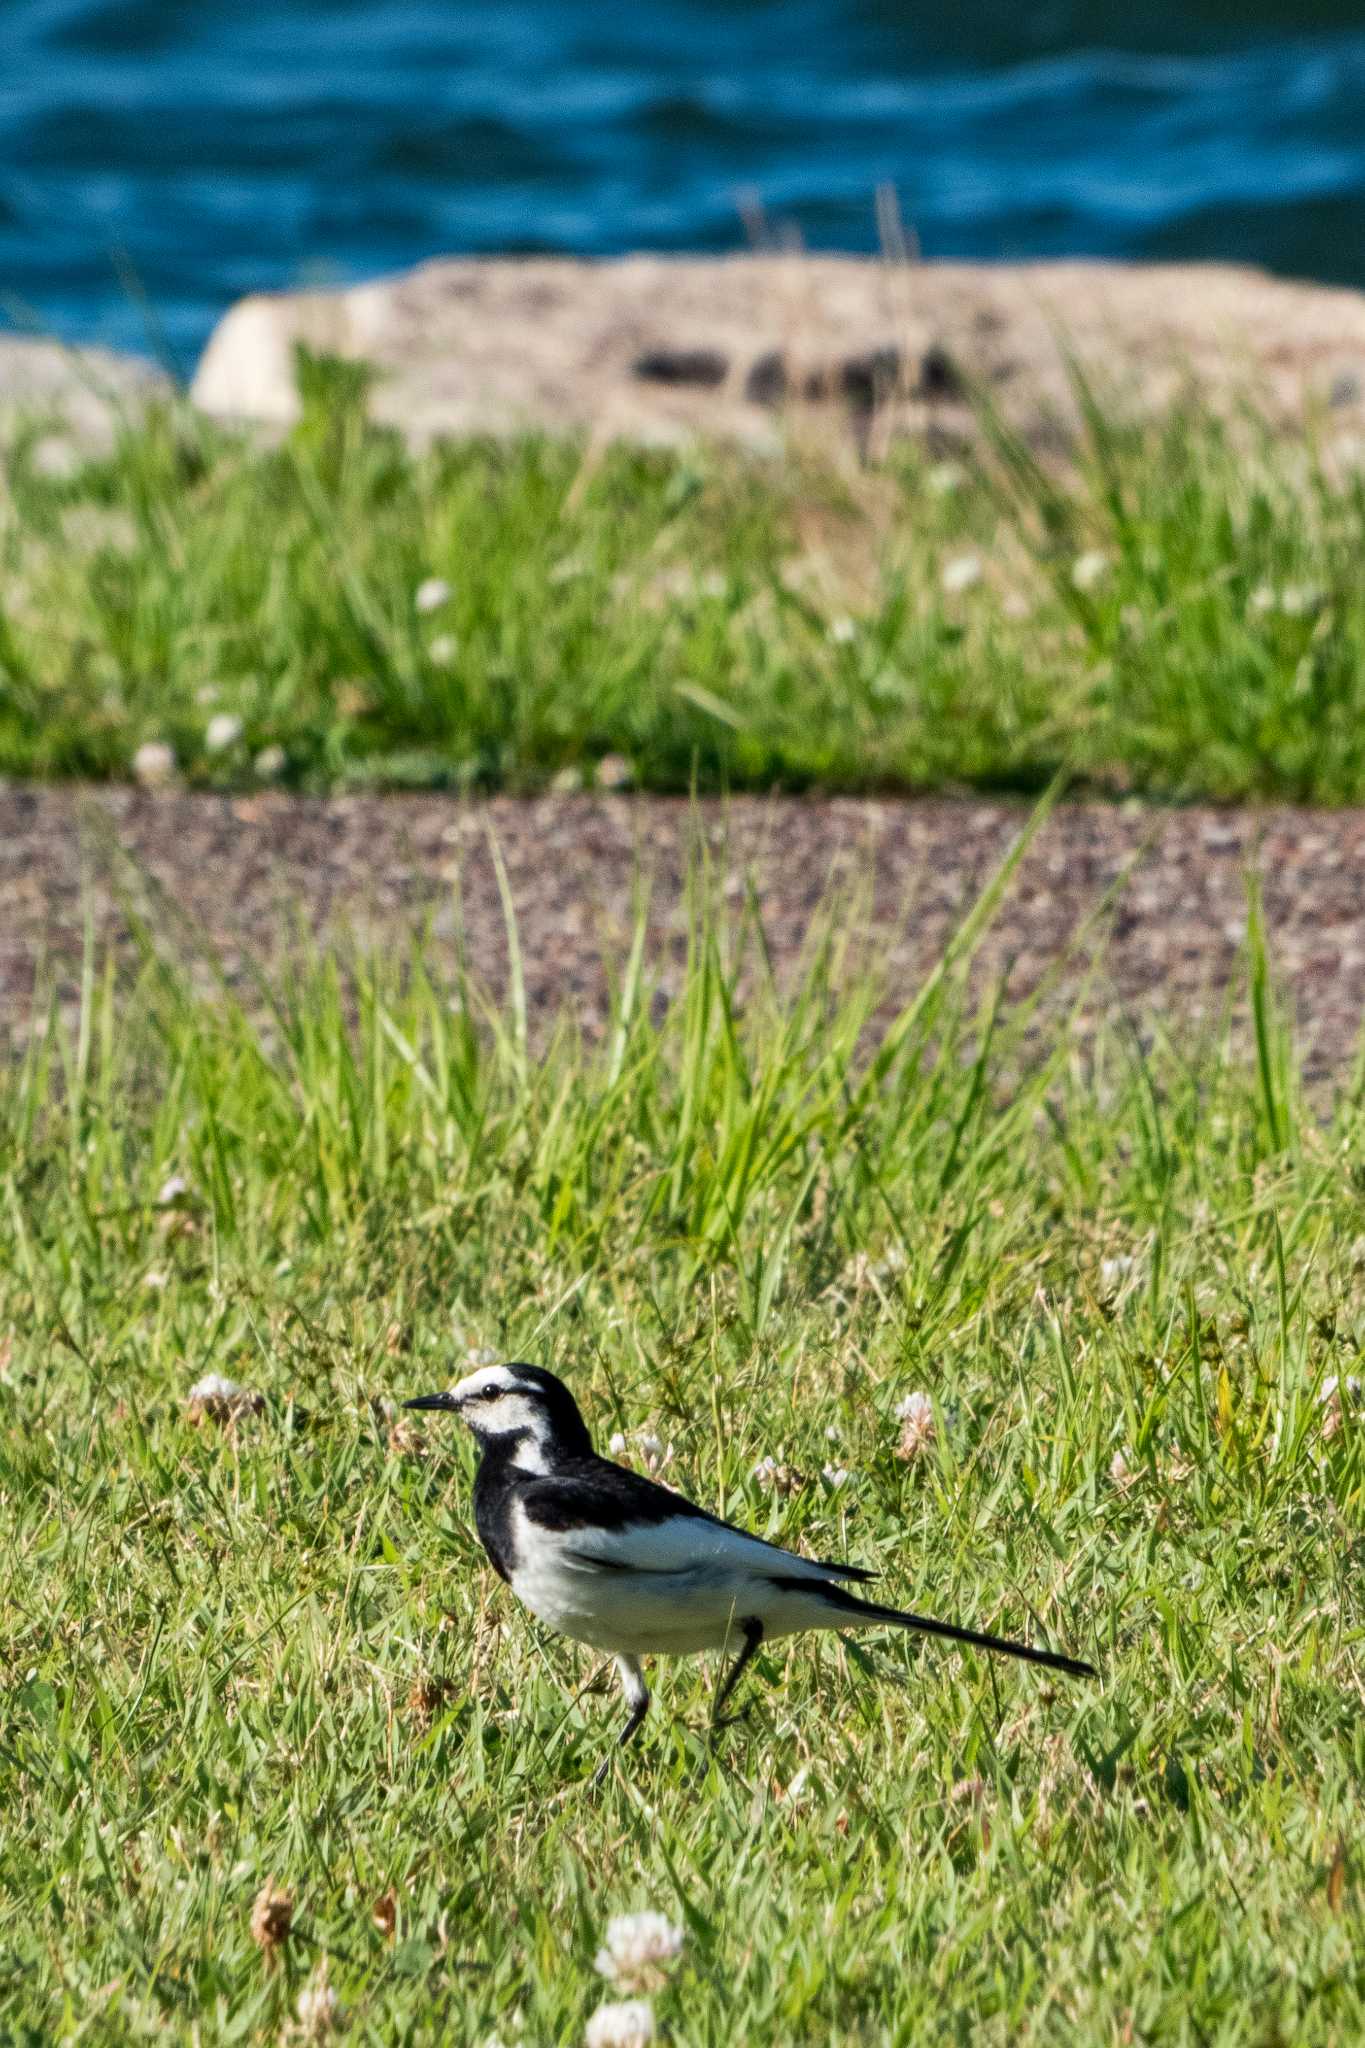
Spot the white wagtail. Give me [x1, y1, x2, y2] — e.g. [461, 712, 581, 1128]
[406, 1362, 1095, 1779]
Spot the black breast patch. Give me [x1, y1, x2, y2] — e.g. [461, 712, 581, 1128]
[472, 1460, 520, 1581]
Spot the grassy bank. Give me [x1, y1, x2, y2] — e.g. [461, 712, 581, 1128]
[6, 358, 1365, 800]
[2, 842, 1363, 2042]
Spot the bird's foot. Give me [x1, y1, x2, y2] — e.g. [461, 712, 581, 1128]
[710, 1703, 753, 1736]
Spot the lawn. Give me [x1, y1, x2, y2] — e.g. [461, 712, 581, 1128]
[7, 353, 1365, 801]
[2, 829, 1362, 2043]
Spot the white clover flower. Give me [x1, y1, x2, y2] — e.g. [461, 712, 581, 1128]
[612, 1430, 672, 1475]
[428, 633, 458, 665]
[30, 434, 82, 481]
[752, 1455, 802, 1495]
[294, 1966, 342, 2039]
[828, 615, 858, 645]
[1071, 549, 1109, 592]
[594, 1910, 684, 1990]
[1109, 1447, 1137, 1490]
[927, 461, 964, 496]
[132, 740, 177, 788]
[1320, 1374, 1363, 1440]
[941, 552, 982, 595]
[585, 2002, 655, 2048]
[894, 1391, 935, 1462]
[205, 712, 243, 753]
[156, 1173, 189, 1206]
[1280, 584, 1320, 616]
[188, 1372, 242, 1401]
[466, 1346, 498, 1366]
[1249, 584, 1276, 614]
[415, 576, 452, 613]
[1100, 1253, 1135, 1291]
[143, 1269, 168, 1291]
[821, 1462, 851, 1489]
[186, 1373, 264, 1424]
[255, 744, 287, 780]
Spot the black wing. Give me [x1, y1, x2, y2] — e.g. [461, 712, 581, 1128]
[522, 1453, 876, 1582]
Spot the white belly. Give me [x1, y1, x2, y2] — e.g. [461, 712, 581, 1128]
[507, 1505, 845, 1657]
[510, 1557, 749, 1654]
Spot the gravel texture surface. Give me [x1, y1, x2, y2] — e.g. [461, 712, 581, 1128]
[3, 785, 1363, 1073]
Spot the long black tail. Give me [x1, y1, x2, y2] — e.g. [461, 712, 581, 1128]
[778, 1577, 1096, 1680]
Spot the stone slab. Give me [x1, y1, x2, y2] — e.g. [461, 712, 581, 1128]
[0, 335, 174, 454]
[191, 254, 1365, 450]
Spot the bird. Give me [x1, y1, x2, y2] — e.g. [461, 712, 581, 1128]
[405, 1361, 1095, 1780]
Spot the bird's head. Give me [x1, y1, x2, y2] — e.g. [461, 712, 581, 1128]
[405, 1362, 591, 1469]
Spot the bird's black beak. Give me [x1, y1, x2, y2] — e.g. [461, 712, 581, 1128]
[403, 1391, 461, 1413]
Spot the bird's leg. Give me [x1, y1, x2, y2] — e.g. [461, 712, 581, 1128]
[712, 1617, 764, 1730]
[593, 1654, 650, 1786]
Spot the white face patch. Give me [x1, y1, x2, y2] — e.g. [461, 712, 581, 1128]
[453, 1366, 551, 1469]
[450, 1363, 521, 1405]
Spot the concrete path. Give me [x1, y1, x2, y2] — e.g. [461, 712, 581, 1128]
[3, 786, 1362, 1073]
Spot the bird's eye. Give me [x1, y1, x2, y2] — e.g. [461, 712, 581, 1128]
[478, 1387, 503, 1403]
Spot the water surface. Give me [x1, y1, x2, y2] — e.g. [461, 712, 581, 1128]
[6, 0, 1365, 363]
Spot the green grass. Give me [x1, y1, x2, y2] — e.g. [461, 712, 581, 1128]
[2, 827, 1363, 2043]
[8, 353, 1365, 799]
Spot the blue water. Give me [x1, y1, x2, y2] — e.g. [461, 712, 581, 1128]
[7, 0, 1365, 367]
